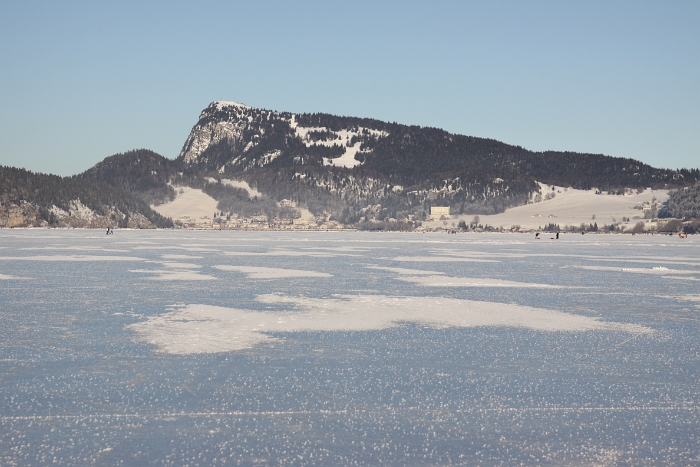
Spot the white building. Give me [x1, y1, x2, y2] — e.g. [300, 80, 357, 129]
[430, 206, 450, 219]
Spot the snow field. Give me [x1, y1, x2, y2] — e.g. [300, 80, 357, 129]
[426, 185, 669, 231]
[151, 186, 219, 220]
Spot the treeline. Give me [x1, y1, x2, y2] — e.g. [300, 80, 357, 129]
[0, 165, 173, 228]
[661, 181, 700, 219]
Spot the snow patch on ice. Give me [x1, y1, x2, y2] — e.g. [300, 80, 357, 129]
[160, 262, 202, 269]
[663, 276, 700, 281]
[397, 276, 566, 288]
[0, 274, 31, 280]
[225, 250, 356, 258]
[129, 268, 217, 281]
[213, 265, 332, 279]
[161, 254, 204, 260]
[21, 246, 127, 252]
[369, 266, 446, 275]
[132, 245, 218, 252]
[0, 255, 144, 262]
[302, 246, 373, 253]
[129, 294, 652, 354]
[391, 256, 500, 263]
[577, 265, 700, 276]
[369, 266, 565, 288]
[672, 295, 700, 302]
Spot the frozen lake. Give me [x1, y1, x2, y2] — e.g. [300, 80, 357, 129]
[1, 230, 699, 465]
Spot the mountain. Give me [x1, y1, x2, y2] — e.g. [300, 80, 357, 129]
[174, 101, 699, 221]
[0, 165, 173, 228]
[12, 100, 695, 230]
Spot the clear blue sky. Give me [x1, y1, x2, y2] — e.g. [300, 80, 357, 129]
[1, 0, 698, 176]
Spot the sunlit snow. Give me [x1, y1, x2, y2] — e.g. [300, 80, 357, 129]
[129, 295, 649, 354]
[1, 229, 699, 466]
[425, 184, 668, 231]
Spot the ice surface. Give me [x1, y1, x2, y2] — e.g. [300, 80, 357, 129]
[1, 230, 699, 465]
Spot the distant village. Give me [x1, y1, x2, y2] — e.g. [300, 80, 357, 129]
[0, 189, 700, 234]
[166, 199, 695, 234]
[171, 199, 342, 231]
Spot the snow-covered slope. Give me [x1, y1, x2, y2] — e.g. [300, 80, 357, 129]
[425, 185, 669, 231]
[151, 187, 219, 221]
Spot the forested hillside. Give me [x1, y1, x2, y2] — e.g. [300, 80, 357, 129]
[78, 149, 182, 205]
[661, 181, 700, 219]
[0, 165, 173, 228]
[295, 112, 698, 190]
